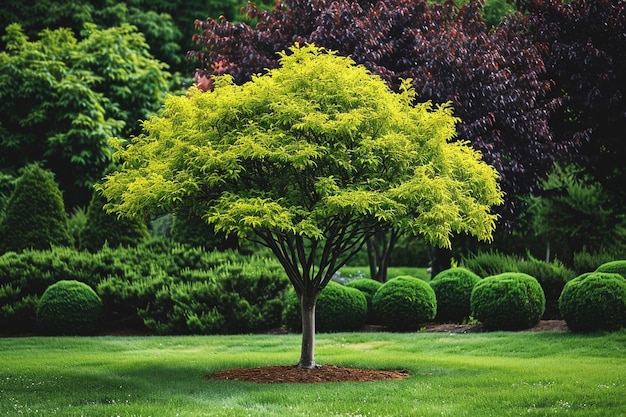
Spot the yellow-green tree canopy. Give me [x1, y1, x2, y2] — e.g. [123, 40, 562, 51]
[100, 44, 502, 367]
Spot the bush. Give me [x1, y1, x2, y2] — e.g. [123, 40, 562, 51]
[79, 189, 150, 252]
[0, 164, 72, 254]
[430, 267, 481, 323]
[36, 280, 103, 335]
[572, 250, 621, 275]
[345, 278, 383, 323]
[464, 251, 574, 319]
[283, 281, 368, 333]
[371, 276, 436, 331]
[0, 240, 289, 334]
[470, 272, 545, 330]
[462, 250, 520, 278]
[559, 272, 626, 333]
[595, 260, 626, 279]
[516, 256, 575, 319]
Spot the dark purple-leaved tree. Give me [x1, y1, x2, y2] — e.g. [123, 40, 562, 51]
[511, 0, 626, 206]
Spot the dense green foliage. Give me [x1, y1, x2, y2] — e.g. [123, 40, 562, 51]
[595, 260, 626, 279]
[80, 188, 150, 252]
[463, 251, 575, 319]
[559, 272, 626, 333]
[528, 164, 626, 264]
[36, 280, 103, 336]
[283, 281, 367, 333]
[470, 272, 545, 330]
[429, 267, 482, 323]
[0, 240, 289, 335]
[0, 165, 72, 255]
[170, 213, 238, 251]
[137, 259, 289, 335]
[372, 276, 437, 331]
[0, 23, 170, 208]
[345, 278, 383, 323]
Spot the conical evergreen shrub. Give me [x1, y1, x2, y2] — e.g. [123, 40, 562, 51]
[79, 189, 149, 252]
[0, 164, 72, 254]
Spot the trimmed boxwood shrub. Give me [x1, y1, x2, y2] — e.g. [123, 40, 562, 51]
[345, 278, 383, 323]
[595, 260, 626, 279]
[558, 272, 626, 333]
[430, 267, 481, 323]
[371, 276, 436, 331]
[470, 272, 545, 330]
[36, 280, 103, 335]
[283, 281, 368, 333]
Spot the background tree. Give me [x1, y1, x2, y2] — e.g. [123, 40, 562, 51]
[100, 45, 503, 368]
[0, 0, 265, 75]
[512, 0, 626, 209]
[0, 164, 72, 254]
[0, 23, 170, 209]
[527, 164, 626, 264]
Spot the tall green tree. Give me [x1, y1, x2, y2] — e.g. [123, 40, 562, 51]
[0, 164, 72, 254]
[99, 44, 503, 368]
[0, 23, 169, 209]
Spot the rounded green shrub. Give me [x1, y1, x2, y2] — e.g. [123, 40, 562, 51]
[558, 272, 626, 333]
[470, 272, 545, 330]
[36, 280, 103, 335]
[595, 260, 626, 279]
[345, 278, 383, 323]
[371, 276, 436, 331]
[430, 267, 481, 323]
[283, 281, 367, 333]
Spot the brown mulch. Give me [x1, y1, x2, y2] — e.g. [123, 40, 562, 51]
[203, 320, 568, 384]
[205, 364, 410, 384]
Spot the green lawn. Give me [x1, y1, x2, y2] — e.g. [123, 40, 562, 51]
[1, 330, 625, 416]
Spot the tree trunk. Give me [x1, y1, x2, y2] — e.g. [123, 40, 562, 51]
[430, 246, 452, 279]
[297, 291, 319, 369]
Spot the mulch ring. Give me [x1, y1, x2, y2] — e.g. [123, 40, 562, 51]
[204, 364, 410, 384]
[203, 320, 568, 384]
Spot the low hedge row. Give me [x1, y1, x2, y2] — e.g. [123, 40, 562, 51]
[3, 241, 625, 335]
[0, 239, 289, 335]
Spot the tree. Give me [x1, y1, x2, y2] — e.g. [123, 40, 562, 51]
[511, 0, 626, 208]
[0, 23, 169, 209]
[99, 44, 503, 368]
[527, 164, 626, 264]
[0, 164, 72, 254]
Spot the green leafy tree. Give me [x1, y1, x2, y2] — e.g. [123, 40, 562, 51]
[99, 44, 503, 368]
[0, 164, 72, 254]
[0, 23, 169, 208]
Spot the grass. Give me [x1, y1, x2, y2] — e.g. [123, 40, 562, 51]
[1, 331, 625, 416]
